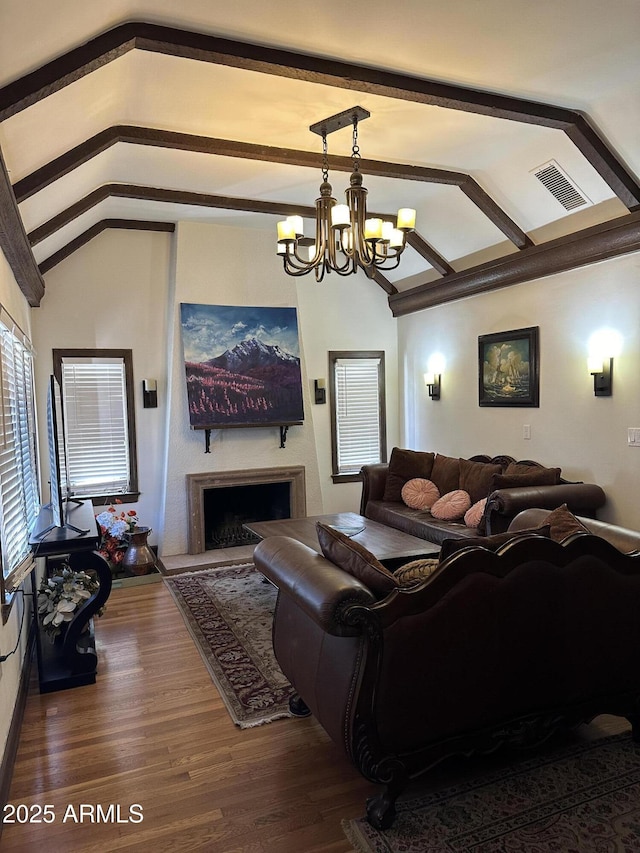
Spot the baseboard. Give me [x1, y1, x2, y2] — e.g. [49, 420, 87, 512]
[0, 622, 35, 818]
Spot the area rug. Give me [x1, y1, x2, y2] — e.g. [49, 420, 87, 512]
[343, 732, 640, 852]
[164, 563, 293, 728]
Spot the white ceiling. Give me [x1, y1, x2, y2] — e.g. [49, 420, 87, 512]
[1, 0, 639, 293]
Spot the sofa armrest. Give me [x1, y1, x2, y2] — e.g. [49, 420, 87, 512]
[253, 536, 376, 636]
[485, 483, 606, 533]
[359, 463, 389, 514]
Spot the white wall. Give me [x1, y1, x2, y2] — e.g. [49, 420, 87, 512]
[0, 249, 35, 765]
[159, 221, 399, 554]
[31, 228, 172, 543]
[296, 271, 399, 514]
[398, 250, 640, 527]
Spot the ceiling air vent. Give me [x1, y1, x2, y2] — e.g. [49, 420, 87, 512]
[531, 160, 591, 211]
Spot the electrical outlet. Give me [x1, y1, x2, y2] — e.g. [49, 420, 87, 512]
[628, 428, 640, 447]
[523, 424, 531, 440]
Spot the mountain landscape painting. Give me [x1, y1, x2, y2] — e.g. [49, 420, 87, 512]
[180, 303, 304, 428]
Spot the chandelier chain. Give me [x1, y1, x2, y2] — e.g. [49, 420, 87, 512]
[322, 132, 329, 184]
[351, 119, 361, 172]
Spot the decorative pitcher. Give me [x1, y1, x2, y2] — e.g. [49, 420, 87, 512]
[122, 526, 156, 575]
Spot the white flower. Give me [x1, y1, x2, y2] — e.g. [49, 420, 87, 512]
[109, 519, 127, 538]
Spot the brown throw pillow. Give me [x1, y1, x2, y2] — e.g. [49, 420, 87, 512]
[544, 504, 590, 542]
[459, 458, 503, 504]
[504, 462, 562, 482]
[430, 454, 461, 496]
[490, 465, 562, 492]
[394, 558, 440, 587]
[383, 448, 435, 502]
[316, 522, 398, 598]
[439, 525, 551, 563]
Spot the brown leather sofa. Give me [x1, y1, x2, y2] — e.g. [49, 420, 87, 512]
[254, 509, 640, 829]
[361, 451, 606, 545]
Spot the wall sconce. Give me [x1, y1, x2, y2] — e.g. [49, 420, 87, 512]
[587, 328, 621, 398]
[314, 378, 326, 404]
[588, 356, 612, 397]
[424, 372, 441, 400]
[424, 353, 445, 400]
[143, 378, 158, 408]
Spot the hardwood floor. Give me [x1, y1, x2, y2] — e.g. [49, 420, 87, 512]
[4, 579, 630, 852]
[3, 581, 371, 852]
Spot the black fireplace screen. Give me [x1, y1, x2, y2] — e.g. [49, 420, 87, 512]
[203, 481, 291, 550]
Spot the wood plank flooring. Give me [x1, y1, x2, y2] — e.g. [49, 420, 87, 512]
[3, 578, 630, 852]
[3, 581, 370, 852]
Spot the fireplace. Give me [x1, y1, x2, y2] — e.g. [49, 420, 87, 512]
[186, 466, 306, 554]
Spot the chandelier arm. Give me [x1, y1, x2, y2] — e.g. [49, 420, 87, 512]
[329, 228, 355, 273]
[372, 255, 402, 272]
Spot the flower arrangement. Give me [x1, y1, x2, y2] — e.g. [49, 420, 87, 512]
[37, 565, 103, 641]
[95, 502, 139, 570]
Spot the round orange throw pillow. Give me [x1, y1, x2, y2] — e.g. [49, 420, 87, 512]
[401, 478, 440, 510]
[430, 489, 472, 521]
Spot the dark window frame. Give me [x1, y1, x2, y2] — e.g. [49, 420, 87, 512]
[53, 348, 139, 504]
[328, 350, 387, 484]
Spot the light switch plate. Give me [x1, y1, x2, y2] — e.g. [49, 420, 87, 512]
[628, 428, 640, 446]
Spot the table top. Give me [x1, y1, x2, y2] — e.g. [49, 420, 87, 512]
[29, 499, 99, 557]
[244, 511, 437, 561]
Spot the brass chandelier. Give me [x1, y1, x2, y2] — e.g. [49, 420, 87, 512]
[276, 107, 416, 281]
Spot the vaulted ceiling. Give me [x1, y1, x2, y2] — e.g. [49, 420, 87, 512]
[1, 1, 639, 314]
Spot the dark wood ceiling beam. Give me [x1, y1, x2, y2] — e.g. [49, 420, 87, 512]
[565, 114, 640, 212]
[2, 22, 638, 208]
[405, 232, 454, 275]
[354, 260, 396, 295]
[459, 179, 533, 249]
[0, 24, 138, 120]
[13, 125, 531, 250]
[13, 127, 119, 201]
[11, 125, 468, 200]
[0, 145, 44, 306]
[27, 184, 318, 246]
[388, 211, 640, 317]
[38, 218, 175, 275]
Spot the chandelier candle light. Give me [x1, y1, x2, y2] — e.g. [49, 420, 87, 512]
[277, 106, 416, 281]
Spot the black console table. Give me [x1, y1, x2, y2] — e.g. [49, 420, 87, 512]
[29, 500, 112, 693]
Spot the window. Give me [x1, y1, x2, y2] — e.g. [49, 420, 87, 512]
[53, 349, 139, 503]
[329, 351, 387, 483]
[0, 310, 39, 604]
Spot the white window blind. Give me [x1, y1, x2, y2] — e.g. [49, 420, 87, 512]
[334, 357, 383, 474]
[0, 317, 39, 583]
[61, 359, 131, 497]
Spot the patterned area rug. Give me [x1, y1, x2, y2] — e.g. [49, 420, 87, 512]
[343, 733, 640, 852]
[164, 563, 293, 728]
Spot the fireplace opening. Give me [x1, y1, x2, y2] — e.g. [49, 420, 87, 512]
[204, 481, 291, 550]
[187, 467, 305, 554]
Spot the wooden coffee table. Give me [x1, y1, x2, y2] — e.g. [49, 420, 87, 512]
[244, 511, 438, 569]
